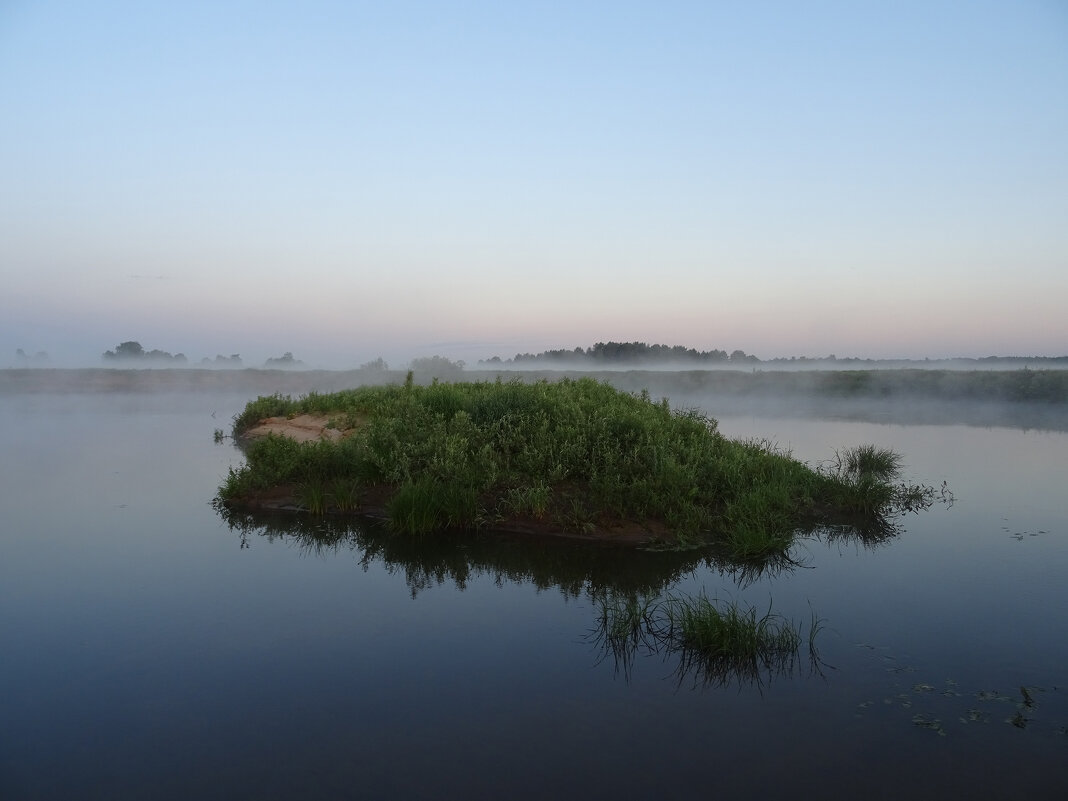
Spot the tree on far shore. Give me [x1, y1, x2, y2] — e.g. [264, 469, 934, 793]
[360, 357, 389, 371]
[15, 348, 50, 364]
[264, 352, 303, 368]
[104, 341, 144, 359]
[409, 355, 465, 375]
[102, 341, 186, 363]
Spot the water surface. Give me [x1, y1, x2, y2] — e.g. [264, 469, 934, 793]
[2, 389, 1065, 799]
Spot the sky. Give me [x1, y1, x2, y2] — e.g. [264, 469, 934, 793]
[2, 0, 1066, 368]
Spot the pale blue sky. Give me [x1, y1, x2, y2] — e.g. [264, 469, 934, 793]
[2, 0, 1066, 367]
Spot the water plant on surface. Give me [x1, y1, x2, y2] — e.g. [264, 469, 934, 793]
[217, 378, 936, 552]
[667, 594, 800, 662]
[851, 643, 1068, 738]
[834, 444, 903, 483]
[590, 590, 822, 687]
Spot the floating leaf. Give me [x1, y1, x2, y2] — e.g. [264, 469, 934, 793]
[1019, 686, 1036, 709]
[1008, 711, 1030, 729]
[912, 714, 946, 735]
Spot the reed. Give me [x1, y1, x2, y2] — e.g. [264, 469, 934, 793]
[329, 478, 363, 512]
[834, 444, 903, 483]
[387, 477, 479, 535]
[590, 590, 817, 686]
[297, 481, 328, 515]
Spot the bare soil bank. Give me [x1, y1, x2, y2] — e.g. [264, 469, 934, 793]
[243, 413, 343, 443]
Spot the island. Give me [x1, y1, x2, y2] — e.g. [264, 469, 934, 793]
[216, 376, 931, 556]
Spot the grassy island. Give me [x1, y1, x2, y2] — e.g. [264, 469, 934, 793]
[217, 377, 930, 555]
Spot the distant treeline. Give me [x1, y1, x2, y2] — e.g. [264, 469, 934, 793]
[15, 348, 50, 364]
[100, 341, 302, 368]
[481, 341, 1068, 369]
[264, 352, 303, 367]
[102, 340, 243, 365]
[103, 341, 188, 363]
[483, 342, 749, 365]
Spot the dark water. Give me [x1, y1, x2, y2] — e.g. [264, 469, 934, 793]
[2, 390, 1066, 800]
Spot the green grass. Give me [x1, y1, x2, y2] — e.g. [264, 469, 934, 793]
[388, 477, 479, 534]
[329, 478, 363, 512]
[666, 594, 801, 668]
[497, 482, 552, 519]
[590, 590, 818, 686]
[832, 444, 903, 483]
[297, 480, 328, 515]
[218, 378, 931, 553]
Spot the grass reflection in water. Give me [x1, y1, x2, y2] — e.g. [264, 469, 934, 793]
[216, 506, 857, 688]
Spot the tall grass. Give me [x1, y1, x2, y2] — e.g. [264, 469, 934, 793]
[297, 481, 328, 515]
[329, 478, 363, 512]
[833, 444, 902, 483]
[387, 477, 478, 535]
[664, 594, 802, 682]
[590, 590, 820, 687]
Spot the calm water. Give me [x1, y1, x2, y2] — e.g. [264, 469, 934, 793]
[2, 388, 1066, 799]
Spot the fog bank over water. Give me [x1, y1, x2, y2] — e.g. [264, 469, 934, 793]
[6, 343, 1067, 373]
[3, 366, 1065, 433]
[478, 357, 1068, 373]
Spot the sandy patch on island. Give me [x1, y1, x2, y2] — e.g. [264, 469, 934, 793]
[242, 414, 345, 443]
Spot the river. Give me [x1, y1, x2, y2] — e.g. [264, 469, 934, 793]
[1, 381, 1065, 799]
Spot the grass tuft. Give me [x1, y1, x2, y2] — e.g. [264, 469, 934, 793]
[833, 444, 903, 483]
[388, 478, 478, 535]
[590, 590, 819, 686]
[329, 478, 363, 512]
[297, 481, 328, 515]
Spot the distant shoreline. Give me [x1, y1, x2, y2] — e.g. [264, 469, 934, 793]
[1, 363, 1066, 397]
[2, 366, 1066, 433]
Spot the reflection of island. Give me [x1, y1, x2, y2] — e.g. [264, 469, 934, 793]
[216, 508, 858, 687]
[216, 502, 912, 599]
[218, 506, 711, 598]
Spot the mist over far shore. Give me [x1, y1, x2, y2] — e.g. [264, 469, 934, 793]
[3, 363, 1066, 434]
[6, 339, 1068, 373]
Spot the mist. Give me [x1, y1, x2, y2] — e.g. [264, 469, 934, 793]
[4, 359, 1065, 435]
[6, 332, 1067, 375]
